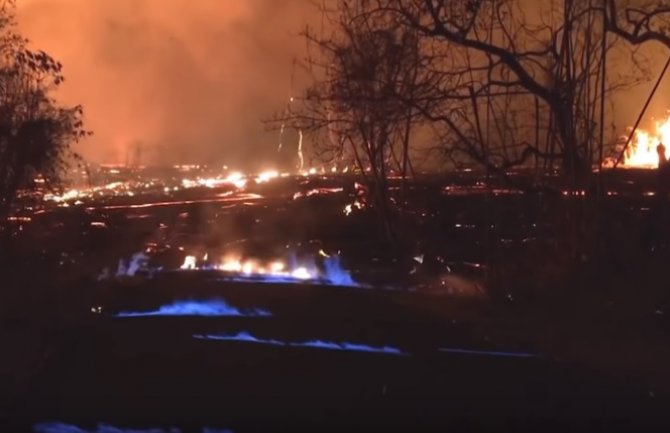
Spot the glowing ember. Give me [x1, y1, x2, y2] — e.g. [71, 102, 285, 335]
[224, 171, 247, 188]
[615, 114, 670, 168]
[241, 261, 254, 275]
[44, 180, 139, 203]
[6, 216, 32, 222]
[292, 187, 343, 200]
[40, 164, 349, 209]
[44, 188, 82, 202]
[255, 170, 279, 183]
[42, 167, 262, 206]
[269, 261, 285, 273]
[181, 172, 248, 189]
[220, 259, 242, 272]
[290, 266, 312, 280]
[180, 255, 197, 270]
[343, 200, 364, 216]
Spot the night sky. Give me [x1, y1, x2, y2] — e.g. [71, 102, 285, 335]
[14, 0, 670, 168]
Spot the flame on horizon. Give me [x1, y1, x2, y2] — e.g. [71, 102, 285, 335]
[614, 114, 670, 168]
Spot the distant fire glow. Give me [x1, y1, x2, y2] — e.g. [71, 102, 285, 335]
[41, 165, 343, 206]
[114, 299, 271, 318]
[613, 114, 670, 168]
[193, 331, 406, 356]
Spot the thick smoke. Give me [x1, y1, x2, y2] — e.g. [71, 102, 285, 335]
[15, 0, 670, 169]
[16, 0, 316, 168]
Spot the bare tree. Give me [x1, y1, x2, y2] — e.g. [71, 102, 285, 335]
[323, 0, 654, 268]
[281, 1, 438, 247]
[605, 0, 670, 47]
[276, 0, 647, 261]
[360, 0, 643, 188]
[602, 1, 670, 163]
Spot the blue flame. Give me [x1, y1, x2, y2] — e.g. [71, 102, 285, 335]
[192, 333, 535, 358]
[322, 255, 357, 287]
[114, 299, 271, 318]
[193, 332, 405, 356]
[116, 252, 151, 277]
[295, 339, 404, 355]
[193, 331, 284, 346]
[212, 271, 364, 287]
[33, 423, 233, 433]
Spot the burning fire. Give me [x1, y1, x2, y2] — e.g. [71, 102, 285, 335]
[181, 254, 317, 281]
[616, 115, 670, 168]
[181, 171, 247, 189]
[175, 252, 360, 287]
[255, 170, 280, 183]
[110, 247, 360, 287]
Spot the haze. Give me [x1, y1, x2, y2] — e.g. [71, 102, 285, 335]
[16, 0, 317, 169]
[15, 0, 670, 168]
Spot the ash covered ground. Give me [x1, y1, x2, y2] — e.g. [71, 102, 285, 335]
[2, 165, 670, 432]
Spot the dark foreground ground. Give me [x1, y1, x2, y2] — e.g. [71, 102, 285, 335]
[2, 168, 670, 432]
[6, 279, 669, 433]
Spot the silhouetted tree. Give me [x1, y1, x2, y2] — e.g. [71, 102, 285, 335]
[366, 1, 645, 186]
[331, 0, 653, 267]
[0, 3, 88, 238]
[281, 1, 438, 247]
[276, 0, 650, 262]
[605, 0, 670, 48]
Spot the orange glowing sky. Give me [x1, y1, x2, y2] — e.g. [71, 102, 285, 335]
[14, 0, 670, 168]
[16, 0, 316, 168]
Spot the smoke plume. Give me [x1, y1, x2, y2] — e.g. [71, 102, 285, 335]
[16, 0, 316, 168]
